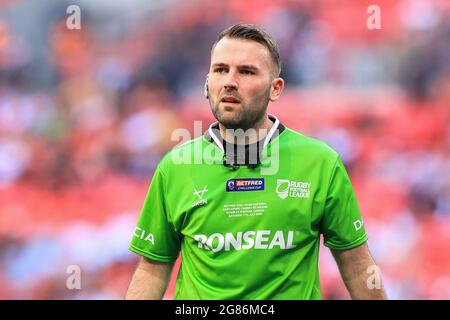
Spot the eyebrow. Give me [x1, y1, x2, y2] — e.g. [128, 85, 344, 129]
[211, 63, 259, 71]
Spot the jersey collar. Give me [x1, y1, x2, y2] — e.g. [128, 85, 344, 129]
[203, 115, 285, 167]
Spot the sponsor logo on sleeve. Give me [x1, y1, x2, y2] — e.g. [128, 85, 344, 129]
[133, 227, 154, 244]
[353, 219, 364, 231]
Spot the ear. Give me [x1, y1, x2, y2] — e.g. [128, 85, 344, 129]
[269, 77, 284, 102]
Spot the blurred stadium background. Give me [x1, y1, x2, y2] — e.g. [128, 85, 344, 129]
[0, 0, 449, 299]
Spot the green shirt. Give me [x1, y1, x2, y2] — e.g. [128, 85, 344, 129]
[129, 115, 368, 299]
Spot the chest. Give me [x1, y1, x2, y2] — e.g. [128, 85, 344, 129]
[168, 166, 326, 239]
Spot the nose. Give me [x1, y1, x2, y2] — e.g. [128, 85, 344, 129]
[224, 71, 238, 91]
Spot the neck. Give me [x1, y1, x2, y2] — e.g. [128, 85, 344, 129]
[219, 114, 273, 145]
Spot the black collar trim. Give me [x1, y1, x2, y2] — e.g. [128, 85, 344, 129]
[203, 115, 285, 167]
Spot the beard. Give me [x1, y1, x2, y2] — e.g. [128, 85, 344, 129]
[209, 87, 271, 131]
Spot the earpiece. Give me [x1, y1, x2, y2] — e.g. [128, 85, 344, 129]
[204, 75, 209, 99]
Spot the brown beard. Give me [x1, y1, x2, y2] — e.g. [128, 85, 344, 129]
[209, 87, 271, 130]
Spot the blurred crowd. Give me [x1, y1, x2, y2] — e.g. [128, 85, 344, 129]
[0, 0, 449, 299]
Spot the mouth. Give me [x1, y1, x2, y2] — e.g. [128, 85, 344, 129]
[220, 96, 240, 104]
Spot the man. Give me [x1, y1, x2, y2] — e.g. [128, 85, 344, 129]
[126, 24, 387, 300]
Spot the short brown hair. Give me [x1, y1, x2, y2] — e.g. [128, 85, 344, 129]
[212, 23, 281, 76]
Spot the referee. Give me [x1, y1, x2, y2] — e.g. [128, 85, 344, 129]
[126, 24, 387, 300]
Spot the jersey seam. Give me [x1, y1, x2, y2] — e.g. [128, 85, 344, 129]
[129, 244, 178, 263]
[324, 233, 368, 250]
[319, 154, 340, 226]
[173, 135, 204, 150]
[157, 167, 181, 237]
[325, 154, 340, 198]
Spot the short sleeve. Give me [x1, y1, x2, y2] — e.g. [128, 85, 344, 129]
[320, 156, 368, 250]
[129, 166, 181, 262]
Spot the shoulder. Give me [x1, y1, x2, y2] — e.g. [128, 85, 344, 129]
[157, 136, 207, 173]
[280, 127, 339, 164]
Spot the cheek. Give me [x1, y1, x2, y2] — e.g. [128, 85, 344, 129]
[243, 83, 271, 101]
[208, 79, 221, 98]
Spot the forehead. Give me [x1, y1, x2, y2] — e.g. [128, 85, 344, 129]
[210, 37, 272, 70]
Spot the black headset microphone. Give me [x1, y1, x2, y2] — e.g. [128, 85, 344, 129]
[223, 158, 260, 171]
[222, 149, 262, 170]
[223, 162, 240, 171]
[204, 75, 209, 100]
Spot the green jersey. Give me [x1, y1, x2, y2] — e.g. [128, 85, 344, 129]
[129, 115, 368, 299]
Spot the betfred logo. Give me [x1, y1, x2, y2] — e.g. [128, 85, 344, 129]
[194, 230, 296, 252]
[226, 178, 264, 192]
